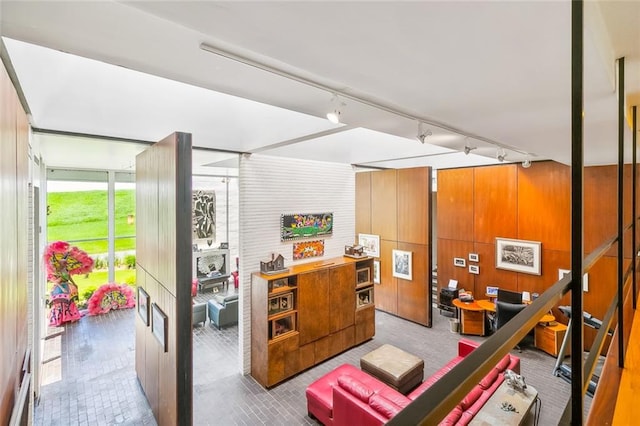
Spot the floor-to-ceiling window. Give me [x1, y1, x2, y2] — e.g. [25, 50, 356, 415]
[46, 169, 136, 308]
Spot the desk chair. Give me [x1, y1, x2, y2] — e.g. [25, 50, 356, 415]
[496, 300, 527, 351]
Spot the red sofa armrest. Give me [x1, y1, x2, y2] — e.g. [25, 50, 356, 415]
[457, 338, 479, 357]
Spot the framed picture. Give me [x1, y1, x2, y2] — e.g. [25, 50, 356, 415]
[269, 277, 289, 292]
[281, 213, 333, 241]
[151, 303, 168, 352]
[280, 293, 293, 312]
[356, 267, 371, 286]
[373, 260, 381, 284]
[469, 265, 480, 275]
[454, 257, 466, 267]
[392, 249, 412, 280]
[496, 237, 542, 275]
[469, 253, 479, 262]
[358, 234, 380, 258]
[137, 286, 150, 326]
[270, 313, 296, 339]
[192, 189, 216, 240]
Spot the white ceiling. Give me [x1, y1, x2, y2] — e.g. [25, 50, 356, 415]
[1, 1, 639, 173]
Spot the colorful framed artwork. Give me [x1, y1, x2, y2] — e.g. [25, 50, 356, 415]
[292, 240, 325, 260]
[392, 249, 412, 280]
[280, 213, 333, 241]
[358, 233, 380, 258]
[496, 237, 541, 275]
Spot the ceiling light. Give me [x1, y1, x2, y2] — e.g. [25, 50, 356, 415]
[497, 148, 507, 162]
[463, 140, 477, 155]
[326, 94, 344, 124]
[416, 122, 433, 144]
[522, 157, 532, 168]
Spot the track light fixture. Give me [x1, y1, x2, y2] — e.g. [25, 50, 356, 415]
[326, 94, 345, 124]
[497, 148, 507, 162]
[463, 139, 477, 155]
[522, 157, 532, 168]
[416, 122, 433, 144]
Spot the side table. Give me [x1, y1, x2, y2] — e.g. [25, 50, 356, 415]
[452, 299, 486, 336]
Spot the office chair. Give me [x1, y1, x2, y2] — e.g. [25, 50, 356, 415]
[496, 300, 527, 351]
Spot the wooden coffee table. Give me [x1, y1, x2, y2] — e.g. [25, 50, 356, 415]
[470, 381, 538, 425]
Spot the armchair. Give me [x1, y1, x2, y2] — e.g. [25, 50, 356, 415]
[192, 302, 207, 327]
[207, 293, 239, 329]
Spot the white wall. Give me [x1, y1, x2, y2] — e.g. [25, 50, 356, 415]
[239, 154, 355, 373]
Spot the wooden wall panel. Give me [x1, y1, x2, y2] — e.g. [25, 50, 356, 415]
[437, 168, 474, 241]
[397, 167, 430, 245]
[355, 172, 371, 235]
[472, 242, 517, 297]
[517, 161, 571, 252]
[298, 270, 330, 345]
[135, 133, 192, 426]
[329, 265, 356, 333]
[516, 249, 570, 300]
[376, 239, 398, 314]
[397, 242, 430, 325]
[0, 60, 29, 425]
[371, 169, 397, 241]
[474, 165, 517, 243]
[437, 239, 475, 293]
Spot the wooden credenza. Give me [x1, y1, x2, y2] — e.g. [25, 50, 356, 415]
[251, 256, 375, 387]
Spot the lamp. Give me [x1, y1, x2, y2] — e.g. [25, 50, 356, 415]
[417, 122, 433, 144]
[497, 148, 507, 162]
[326, 94, 344, 124]
[463, 139, 477, 155]
[522, 157, 532, 168]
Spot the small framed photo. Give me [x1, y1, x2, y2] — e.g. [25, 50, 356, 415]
[356, 287, 374, 308]
[137, 287, 150, 326]
[358, 233, 380, 258]
[469, 253, 479, 262]
[151, 303, 168, 352]
[271, 313, 296, 339]
[496, 237, 542, 275]
[454, 257, 466, 267]
[356, 267, 371, 286]
[373, 260, 381, 284]
[268, 296, 280, 315]
[269, 277, 289, 292]
[392, 249, 412, 280]
[469, 265, 480, 275]
[280, 293, 293, 312]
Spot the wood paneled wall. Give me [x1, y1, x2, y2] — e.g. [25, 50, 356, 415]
[135, 133, 192, 425]
[356, 167, 432, 326]
[437, 161, 638, 349]
[1, 58, 29, 424]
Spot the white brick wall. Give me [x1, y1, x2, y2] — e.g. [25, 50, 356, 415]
[238, 154, 355, 374]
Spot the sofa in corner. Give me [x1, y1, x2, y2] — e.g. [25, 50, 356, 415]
[305, 338, 520, 426]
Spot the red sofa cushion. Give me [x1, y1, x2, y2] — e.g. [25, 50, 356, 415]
[369, 394, 403, 418]
[478, 367, 499, 390]
[459, 385, 483, 410]
[439, 406, 463, 426]
[495, 354, 511, 372]
[338, 375, 374, 403]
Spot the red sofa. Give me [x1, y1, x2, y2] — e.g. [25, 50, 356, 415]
[305, 339, 520, 426]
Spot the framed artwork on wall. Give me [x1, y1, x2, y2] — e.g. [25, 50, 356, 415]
[495, 237, 542, 275]
[292, 239, 325, 260]
[280, 213, 333, 241]
[469, 253, 479, 262]
[151, 303, 168, 352]
[373, 260, 381, 284]
[358, 233, 380, 258]
[454, 257, 466, 267]
[469, 265, 480, 275]
[137, 286, 150, 326]
[392, 249, 412, 280]
[192, 190, 216, 240]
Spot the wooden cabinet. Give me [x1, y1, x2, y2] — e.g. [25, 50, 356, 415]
[251, 256, 375, 387]
[535, 323, 569, 356]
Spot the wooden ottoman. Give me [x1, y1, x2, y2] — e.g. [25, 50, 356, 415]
[360, 344, 424, 394]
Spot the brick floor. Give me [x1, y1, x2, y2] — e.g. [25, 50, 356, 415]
[35, 290, 576, 425]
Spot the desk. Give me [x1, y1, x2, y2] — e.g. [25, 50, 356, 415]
[477, 300, 555, 324]
[452, 299, 486, 336]
[470, 381, 538, 426]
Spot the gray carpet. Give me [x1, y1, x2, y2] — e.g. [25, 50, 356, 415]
[36, 293, 576, 425]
